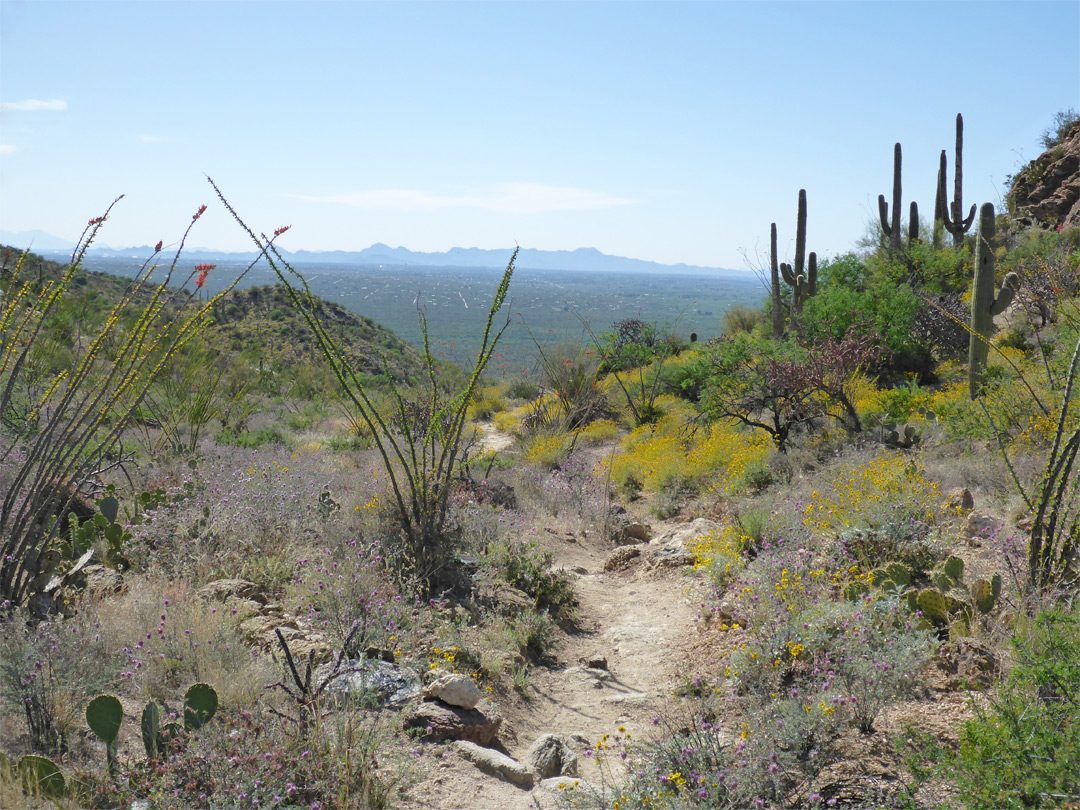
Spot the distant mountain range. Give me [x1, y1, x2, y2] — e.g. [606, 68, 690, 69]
[0, 230, 743, 277]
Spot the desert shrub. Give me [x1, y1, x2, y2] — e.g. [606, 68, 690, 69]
[466, 385, 506, 421]
[130, 443, 355, 585]
[123, 703, 413, 809]
[295, 537, 414, 659]
[935, 604, 1080, 809]
[515, 451, 612, 537]
[484, 538, 577, 621]
[608, 401, 773, 498]
[720, 303, 765, 336]
[0, 607, 123, 754]
[801, 452, 944, 538]
[689, 519, 749, 588]
[574, 418, 621, 445]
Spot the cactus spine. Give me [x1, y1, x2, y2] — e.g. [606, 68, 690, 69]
[878, 142, 903, 253]
[969, 203, 1021, 398]
[942, 113, 976, 248]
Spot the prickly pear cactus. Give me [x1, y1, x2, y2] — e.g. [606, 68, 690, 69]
[86, 694, 122, 776]
[183, 683, 218, 732]
[969, 573, 1002, 614]
[942, 555, 965, 583]
[917, 588, 949, 622]
[844, 580, 870, 602]
[883, 562, 912, 588]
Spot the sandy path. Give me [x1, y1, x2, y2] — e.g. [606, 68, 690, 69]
[401, 526, 702, 810]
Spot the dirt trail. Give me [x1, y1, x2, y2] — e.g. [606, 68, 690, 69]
[401, 525, 703, 810]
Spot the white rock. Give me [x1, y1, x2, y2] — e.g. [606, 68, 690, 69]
[422, 672, 482, 709]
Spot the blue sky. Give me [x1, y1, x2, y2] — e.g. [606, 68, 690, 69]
[1, 1, 1077, 269]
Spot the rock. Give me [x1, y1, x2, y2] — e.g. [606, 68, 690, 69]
[1008, 117, 1080, 231]
[79, 564, 124, 598]
[602, 546, 641, 571]
[652, 518, 720, 549]
[403, 699, 502, 745]
[452, 740, 534, 787]
[581, 653, 608, 670]
[422, 673, 482, 709]
[646, 546, 695, 567]
[962, 512, 997, 540]
[195, 579, 267, 605]
[620, 522, 651, 543]
[317, 658, 421, 709]
[945, 487, 974, 514]
[525, 734, 579, 779]
[936, 638, 999, 690]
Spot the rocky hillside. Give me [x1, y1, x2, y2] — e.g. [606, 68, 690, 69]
[1007, 116, 1080, 230]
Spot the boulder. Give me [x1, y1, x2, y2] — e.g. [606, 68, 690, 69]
[422, 673, 482, 709]
[1008, 118, 1080, 231]
[403, 699, 502, 745]
[318, 658, 421, 709]
[195, 578, 268, 605]
[525, 733, 578, 779]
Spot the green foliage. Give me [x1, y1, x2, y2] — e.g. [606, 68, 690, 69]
[485, 539, 577, 621]
[945, 605, 1080, 809]
[1039, 107, 1079, 149]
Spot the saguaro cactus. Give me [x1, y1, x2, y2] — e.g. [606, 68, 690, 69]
[878, 143, 903, 253]
[770, 223, 783, 337]
[908, 201, 920, 247]
[969, 202, 1020, 398]
[770, 189, 817, 335]
[942, 113, 976, 248]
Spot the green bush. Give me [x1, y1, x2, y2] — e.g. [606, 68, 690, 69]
[945, 605, 1080, 809]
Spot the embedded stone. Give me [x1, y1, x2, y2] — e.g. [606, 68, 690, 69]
[422, 672, 482, 709]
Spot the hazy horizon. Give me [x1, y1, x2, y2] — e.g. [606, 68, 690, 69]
[1, 1, 1077, 270]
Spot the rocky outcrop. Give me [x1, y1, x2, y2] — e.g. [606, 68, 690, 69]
[1008, 118, 1080, 230]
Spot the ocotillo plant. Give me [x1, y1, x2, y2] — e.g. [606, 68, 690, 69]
[771, 188, 817, 334]
[878, 142, 903, 253]
[969, 202, 1020, 398]
[942, 113, 976, 248]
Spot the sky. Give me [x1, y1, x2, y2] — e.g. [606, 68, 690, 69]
[1, 0, 1078, 270]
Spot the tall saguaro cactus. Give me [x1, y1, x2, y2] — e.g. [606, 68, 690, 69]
[942, 113, 976, 248]
[770, 223, 784, 337]
[878, 143, 903, 253]
[969, 202, 1020, 398]
[770, 188, 817, 335]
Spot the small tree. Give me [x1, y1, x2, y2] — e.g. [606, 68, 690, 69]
[703, 327, 879, 452]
